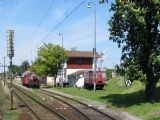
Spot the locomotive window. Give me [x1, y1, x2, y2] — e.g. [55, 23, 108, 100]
[89, 71, 93, 77]
[84, 72, 90, 78]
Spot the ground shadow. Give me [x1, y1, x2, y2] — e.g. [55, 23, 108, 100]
[100, 86, 160, 108]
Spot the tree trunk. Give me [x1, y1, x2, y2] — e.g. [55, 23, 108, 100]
[44, 76, 47, 86]
[54, 75, 57, 87]
[145, 79, 157, 102]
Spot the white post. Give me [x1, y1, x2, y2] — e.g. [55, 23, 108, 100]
[88, 2, 97, 92]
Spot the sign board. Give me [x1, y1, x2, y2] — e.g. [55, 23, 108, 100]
[125, 80, 132, 87]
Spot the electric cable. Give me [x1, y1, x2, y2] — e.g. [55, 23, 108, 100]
[29, 0, 55, 43]
[42, 1, 85, 42]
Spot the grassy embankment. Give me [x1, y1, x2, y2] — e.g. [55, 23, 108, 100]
[0, 81, 18, 120]
[52, 77, 160, 120]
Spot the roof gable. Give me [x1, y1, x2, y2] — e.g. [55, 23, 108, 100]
[68, 51, 101, 58]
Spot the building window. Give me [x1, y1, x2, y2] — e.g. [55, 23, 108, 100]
[77, 59, 82, 65]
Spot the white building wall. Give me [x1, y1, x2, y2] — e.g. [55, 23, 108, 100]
[56, 58, 99, 84]
[46, 76, 54, 85]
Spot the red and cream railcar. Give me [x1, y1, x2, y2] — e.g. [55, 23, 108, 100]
[84, 69, 106, 89]
[22, 71, 40, 88]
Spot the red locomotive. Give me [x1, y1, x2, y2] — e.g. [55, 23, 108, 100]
[84, 69, 106, 89]
[22, 71, 40, 88]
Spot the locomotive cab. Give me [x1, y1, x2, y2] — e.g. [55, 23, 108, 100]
[22, 71, 40, 88]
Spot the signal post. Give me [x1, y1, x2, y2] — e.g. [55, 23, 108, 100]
[7, 30, 14, 110]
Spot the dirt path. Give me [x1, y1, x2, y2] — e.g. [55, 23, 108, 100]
[0, 81, 34, 120]
[0, 81, 7, 120]
[1, 81, 10, 95]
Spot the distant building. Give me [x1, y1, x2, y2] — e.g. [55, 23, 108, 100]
[56, 50, 101, 86]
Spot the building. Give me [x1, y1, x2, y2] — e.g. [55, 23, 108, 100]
[56, 50, 101, 86]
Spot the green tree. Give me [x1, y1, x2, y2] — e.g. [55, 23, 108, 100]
[21, 60, 30, 73]
[106, 68, 114, 78]
[99, 0, 108, 4]
[103, 0, 160, 102]
[31, 60, 47, 77]
[31, 43, 67, 80]
[8, 65, 21, 75]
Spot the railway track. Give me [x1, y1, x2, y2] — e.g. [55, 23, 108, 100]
[13, 85, 68, 120]
[12, 84, 92, 120]
[13, 89, 42, 120]
[10, 82, 116, 120]
[41, 89, 116, 120]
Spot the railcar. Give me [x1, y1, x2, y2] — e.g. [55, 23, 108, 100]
[84, 69, 106, 89]
[22, 71, 40, 88]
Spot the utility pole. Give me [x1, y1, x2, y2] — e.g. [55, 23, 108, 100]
[3, 57, 6, 86]
[7, 30, 14, 110]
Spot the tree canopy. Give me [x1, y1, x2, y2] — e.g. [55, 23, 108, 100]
[8, 64, 21, 75]
[106, 0, 160, 102]
[31, 43, 67, 77]
[21, 60, 30, 73]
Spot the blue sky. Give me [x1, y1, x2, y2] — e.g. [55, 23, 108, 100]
[0, 0, 121, 70]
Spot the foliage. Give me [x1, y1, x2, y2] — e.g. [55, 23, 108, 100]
[31, 43, 67, 77]
[8, 64, 21, 75]
[106, 68, 114, 78]
[31, 60, 47, 76]
[115, 64, 125, 76]
[107, 0, 160, 101]
[21, 60, 30, 73]
[99, 0, 108, 4]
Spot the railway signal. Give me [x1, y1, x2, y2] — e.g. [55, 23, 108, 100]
[7, 30, 14, 110]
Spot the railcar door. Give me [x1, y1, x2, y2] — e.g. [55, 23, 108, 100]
[96, 71, 104, 84]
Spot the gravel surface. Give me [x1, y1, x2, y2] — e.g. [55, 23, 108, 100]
[45, 89, 143, 120]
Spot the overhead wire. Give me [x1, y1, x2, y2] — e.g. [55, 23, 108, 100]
[29, 0, 55, 43]
[22, 0, 55, 64]
[25, 1, 85, 64]
[41, 1, 85, 42]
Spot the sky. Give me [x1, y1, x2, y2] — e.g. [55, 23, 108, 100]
[0, 0, 121, 71]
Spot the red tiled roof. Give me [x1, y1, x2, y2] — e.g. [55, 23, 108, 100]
[67, 51, 101, 58]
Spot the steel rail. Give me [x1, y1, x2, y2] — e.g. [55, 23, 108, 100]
[13, 90, 42, 120]
[13, 85, 69, 120]
[6, 82, 41, 120]
[41, 90, 91, 120]
[41, 89, 116, 120]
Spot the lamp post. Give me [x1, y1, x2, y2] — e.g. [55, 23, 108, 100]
[59, 33, 64, 88]
[87, 2, 97, 92]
